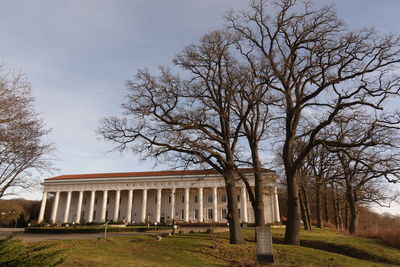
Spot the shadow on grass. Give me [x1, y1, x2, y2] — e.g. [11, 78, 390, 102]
[271, 235, 398, 266]
[0, 234, 65, 266]
[299, 239, 399, 265]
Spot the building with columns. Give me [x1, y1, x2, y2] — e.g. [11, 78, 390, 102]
[38, 169, 280, 225]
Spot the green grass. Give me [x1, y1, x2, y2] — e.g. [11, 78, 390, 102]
[0, 235, 64, 266]
[10, 227, 400, 266]
[266, 228, 400, 266]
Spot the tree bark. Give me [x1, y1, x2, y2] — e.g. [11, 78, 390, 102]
[300, 182, 312, 230]
[344, 202, 349, 231]
[299, 183, 311, 230]
[346, 185, 359, 235]
[315, 178, 323, 228]
[337, 200, 343, 230]
[330, 182, 339, 229]
[224, 167, 244, 244]
[323, 183, 330, 223]
[250, 143, 266, 227]
[284, 170, 301, 245]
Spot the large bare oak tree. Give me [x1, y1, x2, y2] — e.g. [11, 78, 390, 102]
[227, 0, 400, 244]
[99, 32, 251, 244]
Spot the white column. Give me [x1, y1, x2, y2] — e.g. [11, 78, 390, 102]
[63, 191, 72, 223]
[212, 187, 218, 222]
[156, 189, 162, 223]
[170, 188, 176, 220]
[184, 188, 190, 222]
[38, 191, 47, 223]
[141, 189, 148, 222]
[198, 187, 203, 222]
[114, 190, 121, 221]
[88, 190, 96, 222]
[127, 189, 133, 223]
[51, 191, 60, 223]
[241, 186, 248, 223]
[76, 191, 83, 223]
[101, 190, 108, 222]
[273, 186, 280, 223]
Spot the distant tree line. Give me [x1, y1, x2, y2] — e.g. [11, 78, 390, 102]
[0, 198, 45, 227]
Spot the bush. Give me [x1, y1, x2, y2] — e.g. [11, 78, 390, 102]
[24, 225, 170, 234]
[358, 227, 400, 248]
[81, 221, 100, 226]
[176, 222, 228, 227]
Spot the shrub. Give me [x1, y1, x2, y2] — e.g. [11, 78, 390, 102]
[176, 222, 228, 227]
[24, 225, 170, 234]
[358, 227, 400, 248]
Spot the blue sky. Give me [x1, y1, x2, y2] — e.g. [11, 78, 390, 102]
[1, 0, 399, 215]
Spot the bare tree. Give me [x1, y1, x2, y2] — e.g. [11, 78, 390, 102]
[304, 145, 336, 228]
[227, 0, 400, 244]
[99, 31, 251, 244]
[326, 114, 400, 234]
[231, 64, 276, 227]
[0, 67, 52, 198]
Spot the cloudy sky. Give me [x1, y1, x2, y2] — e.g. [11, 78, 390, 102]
[1, 0, 399, 215]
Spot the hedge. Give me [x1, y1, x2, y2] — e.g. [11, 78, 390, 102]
[25, 226, 171, 234]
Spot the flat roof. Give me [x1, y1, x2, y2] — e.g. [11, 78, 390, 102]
[45, 168, 275, 180]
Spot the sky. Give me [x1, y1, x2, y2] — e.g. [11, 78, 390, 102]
[1, 0, 399, 215]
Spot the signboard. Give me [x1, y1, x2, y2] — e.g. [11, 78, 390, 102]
[256, 226, 274, 264]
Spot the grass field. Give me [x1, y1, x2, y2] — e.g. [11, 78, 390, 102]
[3, 227, 400, 266]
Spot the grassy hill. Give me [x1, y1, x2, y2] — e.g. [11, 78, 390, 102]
[2, 227, 399, 266]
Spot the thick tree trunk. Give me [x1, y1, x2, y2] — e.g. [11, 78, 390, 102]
[348, 204, 359, 235]
[284, 170, 301, 245]
[299, 184, 311, 230]
[346, 186, 359, 235]
[224, 167, 244, 244]
[315, 178, 323, 228]
[251, 145, 266, 227]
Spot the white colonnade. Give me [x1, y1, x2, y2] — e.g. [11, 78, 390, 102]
[38, 186, 250, 225]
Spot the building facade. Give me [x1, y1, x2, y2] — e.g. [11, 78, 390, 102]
[38, 169, 280, 224]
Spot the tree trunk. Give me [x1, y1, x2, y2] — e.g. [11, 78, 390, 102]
[299, 183, 311, 230]
[344, 202, 349, 231]
[315, 178, 323, 228]
[300, 182, 312, 230]
[284, 170, 301, 245]
[330, 182, 339, 229]
[337, 200, 343, 230]
[323, 183, 329, 223]
[224, 167, 244, 244]
[348, 204, 359, 235]
[250, 144, 266, 227]
[346, 185, 359, 235]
